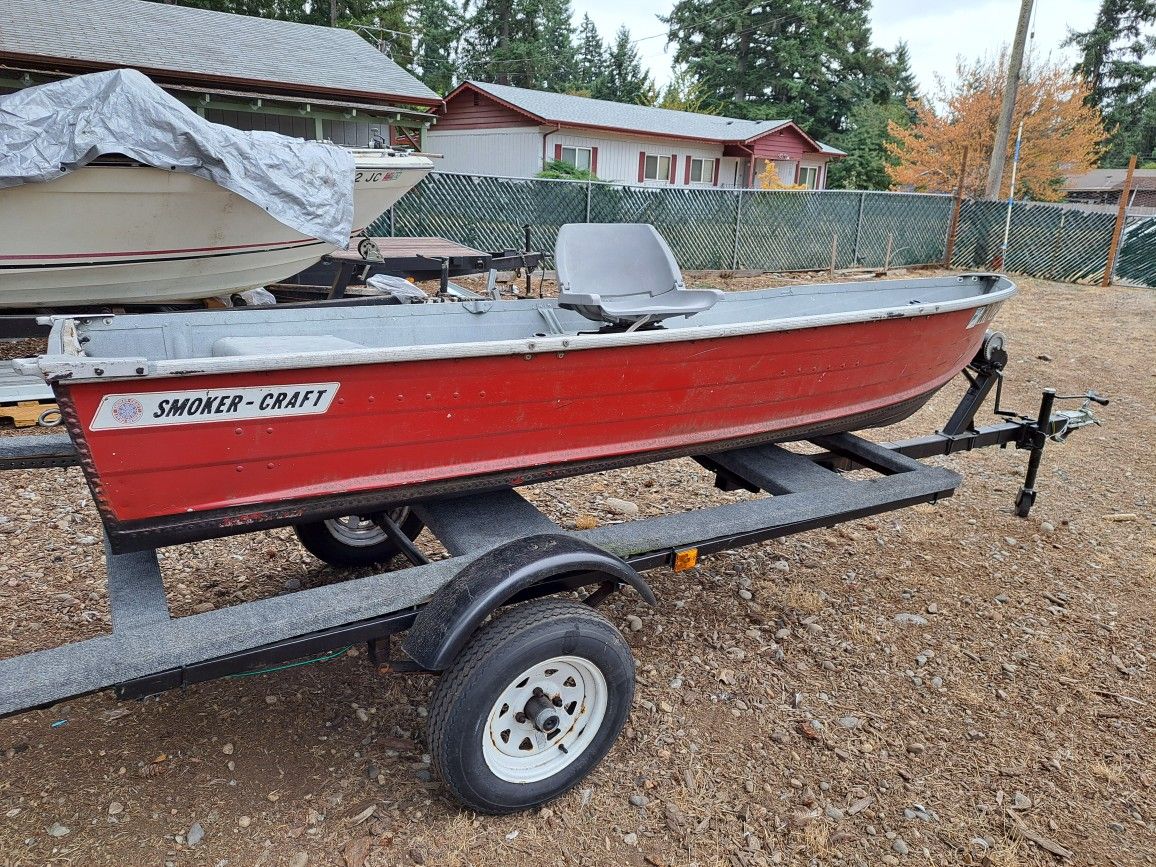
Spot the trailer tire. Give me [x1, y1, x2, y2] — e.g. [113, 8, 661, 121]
[293, 508, 423, 567]
[426, 598, 634, 814]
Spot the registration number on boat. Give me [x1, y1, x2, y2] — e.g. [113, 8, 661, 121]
[89, 383, 340, 430]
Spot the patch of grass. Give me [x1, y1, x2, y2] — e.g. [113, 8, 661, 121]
[1091, 760, 1125, 783]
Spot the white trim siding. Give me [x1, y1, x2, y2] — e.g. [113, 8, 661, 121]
[426, 124, 836, 189]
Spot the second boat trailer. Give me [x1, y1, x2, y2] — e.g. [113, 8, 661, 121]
[0, 334, 1105, 813]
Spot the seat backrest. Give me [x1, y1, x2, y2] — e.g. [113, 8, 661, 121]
[556, 223, 684, 299]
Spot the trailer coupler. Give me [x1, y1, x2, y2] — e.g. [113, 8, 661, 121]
[1013, 387, 1108, 517]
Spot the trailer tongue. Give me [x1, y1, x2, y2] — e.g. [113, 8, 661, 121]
[0, 335, 1105, 813]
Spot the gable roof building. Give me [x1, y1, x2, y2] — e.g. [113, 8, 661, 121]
[428, 81, 844, 189]
[0, 0, 439, 147]
[1065, 168, 1156, 209]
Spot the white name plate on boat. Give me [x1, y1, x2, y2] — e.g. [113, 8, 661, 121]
[89, 383, 340, 430]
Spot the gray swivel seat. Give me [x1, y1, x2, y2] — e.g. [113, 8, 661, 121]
[555, 224, 724, 327]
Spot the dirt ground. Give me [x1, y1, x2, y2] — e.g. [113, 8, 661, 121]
[0, 273, 1153, 867]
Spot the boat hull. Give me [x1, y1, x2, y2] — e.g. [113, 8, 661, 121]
[0, 157, 428, 307]
[55, 305, 992, 550]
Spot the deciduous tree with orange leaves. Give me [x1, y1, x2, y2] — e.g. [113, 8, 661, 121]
[887, 53, 1106, 201]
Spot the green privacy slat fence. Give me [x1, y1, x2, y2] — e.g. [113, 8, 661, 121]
[589, 184, 740, 269]
[949, 199, 1117, 283]
[369, 171, 1156, 287]
[1114, 216, 1156, 287]
[380, 173, 587, 255]
[369, 172, 953, 271]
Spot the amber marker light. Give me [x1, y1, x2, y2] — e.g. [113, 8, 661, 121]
[672, 548, 699, 572]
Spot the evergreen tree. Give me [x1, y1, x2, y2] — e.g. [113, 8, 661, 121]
[826, 100, 907, 189]
[531, 0, 578, 91]
[409, 0, 462, 94]
[572, 14, 607, 95]
[594, 26, 653, 103]
[461, 0, 579, 91]
[663, 0, 875, 140]
[340, 1, 414, 71]
[1066, 0, 1156, 165]
[826, 40, 921, 189]
[656, 65, 714, 113]
[461, 0, 521, 85]
[891, 41, 919, 106]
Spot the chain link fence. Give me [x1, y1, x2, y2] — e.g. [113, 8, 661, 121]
[369, 171, 1156, 288]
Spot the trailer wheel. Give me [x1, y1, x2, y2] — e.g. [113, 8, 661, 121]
[426, 599, 635, 814]
[293, 508, 423, 567]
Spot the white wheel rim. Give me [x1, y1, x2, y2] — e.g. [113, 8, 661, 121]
[323, 509, 409, 548]
[482, 655, 609, 784]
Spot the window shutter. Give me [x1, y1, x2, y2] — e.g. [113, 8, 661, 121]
[591, 147, 599, 175]
[684, 158, 692, 185]
[669, 154, 677, 184]
[554, 143, 562, 162]
[638, 151, 646, 183]
[713, 159, 721, 186]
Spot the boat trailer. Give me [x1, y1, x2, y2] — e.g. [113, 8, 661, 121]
[0, 336, 1105, 813]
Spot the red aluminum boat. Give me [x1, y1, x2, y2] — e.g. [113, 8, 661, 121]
[21, 225, 1015, 551]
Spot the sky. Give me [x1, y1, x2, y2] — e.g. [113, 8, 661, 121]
[576, 0, 1103, 94]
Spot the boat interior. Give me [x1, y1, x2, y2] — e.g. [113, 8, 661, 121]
[48, 225, 1014, 365]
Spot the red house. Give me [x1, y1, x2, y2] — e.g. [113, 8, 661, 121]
[427, 81, 845, 189]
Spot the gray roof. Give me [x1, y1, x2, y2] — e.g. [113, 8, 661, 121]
[467, 80, 817, 147]
[1066, 168, 1156, 192]
[0, 0, 439, 105]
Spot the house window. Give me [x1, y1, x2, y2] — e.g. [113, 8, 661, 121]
[644, 154, 671, 181]
[799, 165, 820, 189]
[561, 146, 592, 171]
[690, 158, 716, 184]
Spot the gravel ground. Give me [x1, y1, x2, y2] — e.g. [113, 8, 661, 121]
[0, 273, 1153, 867]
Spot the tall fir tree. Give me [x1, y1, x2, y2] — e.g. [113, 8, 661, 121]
[891, 41, 919, 106]
[1066, 0, 1156, 165]
[461, 0, 579, 91]
[530, 0, 579, 91]
[572, 14, 607, 95]
[461, 0, 522, 86]
[340, 0, 414, 71]
[409, 0, 462, 94]
[826, 40, 921, 189]
[594, 26, 653, 103]
[663, 0, 875, 140]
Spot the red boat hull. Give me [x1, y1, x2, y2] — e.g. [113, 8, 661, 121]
[59, 307, 990, 549]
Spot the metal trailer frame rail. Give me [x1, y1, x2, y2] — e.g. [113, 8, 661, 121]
[0, 339, 1105, 722]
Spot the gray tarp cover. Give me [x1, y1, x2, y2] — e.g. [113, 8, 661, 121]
[0, 68, 355, 246]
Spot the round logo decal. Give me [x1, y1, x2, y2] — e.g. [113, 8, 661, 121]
[110, 397, 144, 425]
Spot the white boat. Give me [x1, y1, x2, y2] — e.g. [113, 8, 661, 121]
[0, 149, 432, 308]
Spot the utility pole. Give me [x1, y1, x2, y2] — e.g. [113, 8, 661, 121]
[985, 0, 1034, 200]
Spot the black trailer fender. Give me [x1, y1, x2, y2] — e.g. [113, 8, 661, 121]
[402, 534, 655, 671]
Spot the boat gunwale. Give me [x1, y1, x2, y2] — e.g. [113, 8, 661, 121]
[25, 274, 1017, 383]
